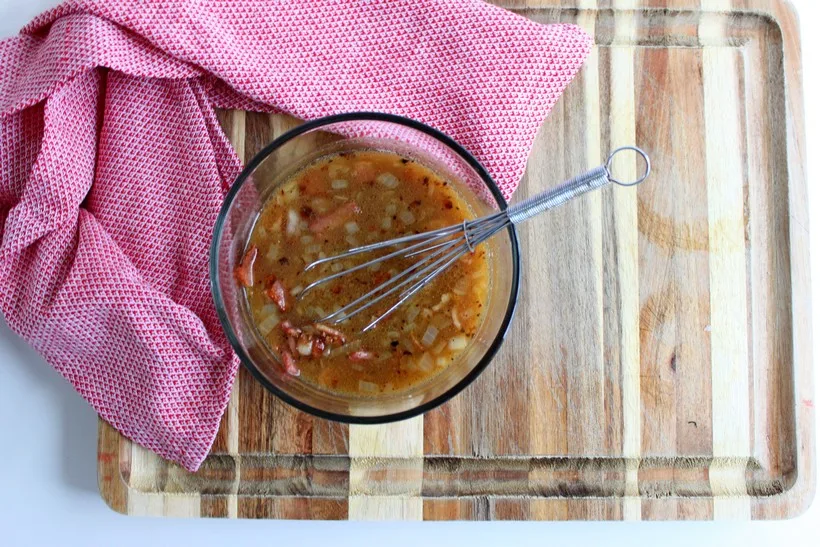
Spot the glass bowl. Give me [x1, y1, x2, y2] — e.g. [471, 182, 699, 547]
[210, 113, 520, 423]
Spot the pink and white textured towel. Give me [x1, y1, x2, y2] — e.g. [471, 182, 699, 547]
[0, 0, 590, 471]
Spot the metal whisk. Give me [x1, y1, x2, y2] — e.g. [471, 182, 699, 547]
[299, 146, 651, 332]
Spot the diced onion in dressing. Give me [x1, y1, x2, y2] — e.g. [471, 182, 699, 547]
[451, 308, 462, 330]
[297, 339, 312, 356]
[331, 179, 349, 190]
[377, 173, 400, 189]
[448, 335, 468, 351]
[406, 305, 420, 323]
[417, 352, 434, 372]
[381, 217, 392, 230]
[287, 209, 300, 235]
[289, 285, 304, 296]
[257, 311, 280, 336]
[399, 210, 416, 225]
[266, 244, 279, 261]
[305, 244, 322, 254]
[433, 340, 448, 355]
[311, 198, 331, 213]
[385, 203, 398, 216]
[331, 262, 344, 273]
[359, 380, 379, 393]
[345, 234, 359, 247]
[436, 357, 449, 367]
[300, 235, 314, 244]
[345, 221, 360, 234]
[421, 325, 438, 347]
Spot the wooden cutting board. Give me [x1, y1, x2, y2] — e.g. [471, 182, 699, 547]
[98, 0, 815, 520]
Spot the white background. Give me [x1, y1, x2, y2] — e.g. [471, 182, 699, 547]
[0, 0, 817, 545]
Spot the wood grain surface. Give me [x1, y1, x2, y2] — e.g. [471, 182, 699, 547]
[98, 0, 815, 520]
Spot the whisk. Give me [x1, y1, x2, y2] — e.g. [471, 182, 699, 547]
[299, 146, 651, 332]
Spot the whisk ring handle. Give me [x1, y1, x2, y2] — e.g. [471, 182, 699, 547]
[505, 147, 650, 225]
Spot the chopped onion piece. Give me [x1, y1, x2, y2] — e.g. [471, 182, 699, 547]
[399, 210, 416, 225]
[351, 363, 364, 372]
[367, 262, 381, 271]
[387, 331, 400, 339]
[299, 220, 309, 231]
[311, 198, 331, 213]
[257, 312, 280, 336]
[448, 335, 468, 351]
[266, 244, 279, 262]
[377, 173, 400, 189]
[345, 234, 359, 247]
[406, 304, 420, 323]
[385, 203, 398, 216]
[287, 209, 300, 235]
[359, 380, 379, 393]
[300, 235, 314, 244]
[431, 313, 450, 330]
[436, 357, 449, 367]
[433, 340, 448, 355]
[421, 325, 439, 347]
[345, 221, 360, 234]
[417, 352, 434, 372]
[290, 285, 304, 296]
[305, 244, 322, 254]
[331, 262, 344, 273]
[381, 217, 392, 230]
[451, 308, 463, 330]
[400, 336, 415, 353]
[331, 179, 349, 190]
[297, 339, 312, 356]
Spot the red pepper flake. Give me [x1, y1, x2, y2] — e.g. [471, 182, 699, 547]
[443, 199, 453, 210]
[349, 350, 375, 362]
[281, 350, 300, 376]
[234, 245, 258, 287]
[266, 277, 288, 311]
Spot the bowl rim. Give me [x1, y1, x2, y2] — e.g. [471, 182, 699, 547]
[210, 111, 521, 424]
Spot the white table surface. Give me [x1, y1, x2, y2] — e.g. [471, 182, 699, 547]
[1, 0, 817, 545]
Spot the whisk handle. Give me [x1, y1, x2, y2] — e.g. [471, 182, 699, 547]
[505, 147, 651, 225]
[506, 166, 610, 225]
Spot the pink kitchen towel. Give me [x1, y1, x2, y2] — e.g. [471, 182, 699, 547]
[0, 0, 591, 471]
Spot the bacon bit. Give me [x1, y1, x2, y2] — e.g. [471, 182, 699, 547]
[314, 323, 347, 345]
[349, 350, 375, 362]
[234, 245, 258, 287]
[266, 278, 288, 311]
[280, 320, 302, 338]
[311, 338, 326, 358]
[281, 350, 300, 376]
[309, 201, 361, 234]
[287, 335, 297, 354]
[299, 205, 314, 219]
